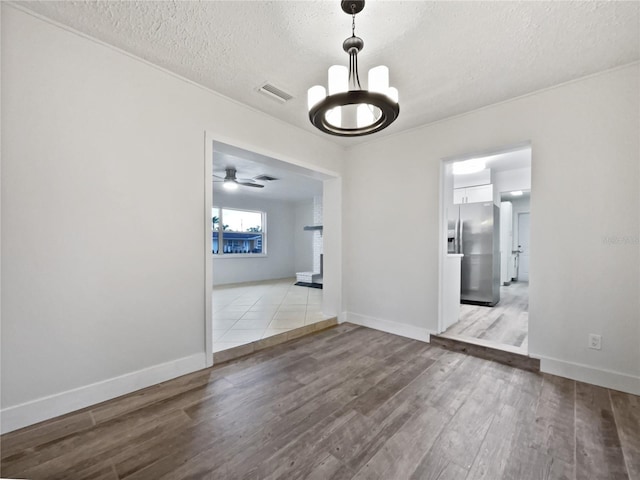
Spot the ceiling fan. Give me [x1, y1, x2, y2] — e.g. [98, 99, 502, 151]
[213, 167, 264, 190]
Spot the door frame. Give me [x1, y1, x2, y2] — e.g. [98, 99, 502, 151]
[203, 131, 342, 365]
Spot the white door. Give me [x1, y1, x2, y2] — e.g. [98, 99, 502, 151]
[517, 212, 530, 282]
[500, 202, 513, 285]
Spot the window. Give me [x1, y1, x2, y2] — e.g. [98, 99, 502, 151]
[212, 207, 265, 255]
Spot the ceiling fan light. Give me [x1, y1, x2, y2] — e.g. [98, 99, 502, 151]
[223, 181, 238, 191]
[328, 65, 349, 95]
[368, 65, 389, 94]
[307, 85, 326, 110]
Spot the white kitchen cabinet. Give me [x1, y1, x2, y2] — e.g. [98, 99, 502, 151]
[453, 184, 493, 204]
[453, 188, 466, 204]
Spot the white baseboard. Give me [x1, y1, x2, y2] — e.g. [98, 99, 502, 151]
[337, 311, 348, 324]
[1, 352, 208, 434]
[346, 312, 433, 342]
[536, 355, 640, 396]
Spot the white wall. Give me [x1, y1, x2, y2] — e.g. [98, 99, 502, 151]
[494, 167, 531, 194]
[322, 178, 343, 320]
[344, 64, 640, 394]
[212, 193, 296, 285]
[0, 5, 343, 432]
[294, 199, 314, 273]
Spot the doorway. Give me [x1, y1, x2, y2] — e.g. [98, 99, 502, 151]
[204, 136, 342, 362]
[437, 144, 532, 356]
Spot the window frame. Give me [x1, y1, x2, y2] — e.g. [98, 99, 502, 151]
[212, 206, 267, 258]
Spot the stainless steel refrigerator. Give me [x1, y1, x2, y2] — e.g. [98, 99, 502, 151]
[448, 202, 500, 306]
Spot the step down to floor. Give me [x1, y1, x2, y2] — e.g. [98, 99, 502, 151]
[213, 317, 338, 364]
[430, 333, 540, 372]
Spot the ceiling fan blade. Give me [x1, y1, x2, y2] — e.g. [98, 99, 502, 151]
[212, 173, 225, 179]
[238, 182, 264, 188]
[237, 178, 255, 183]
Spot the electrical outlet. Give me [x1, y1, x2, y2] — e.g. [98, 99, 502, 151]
[588, 334, 602, 350]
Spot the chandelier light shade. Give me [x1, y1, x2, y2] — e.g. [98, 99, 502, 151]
[307, 0, 399, 137]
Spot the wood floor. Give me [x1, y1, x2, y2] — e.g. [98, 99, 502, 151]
[2, 323, 638, 480]
[445, 281, 529, 352]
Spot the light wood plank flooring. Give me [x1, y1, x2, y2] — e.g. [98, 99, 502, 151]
[2, 323, 638, 480]
[445, 281, 529, 352]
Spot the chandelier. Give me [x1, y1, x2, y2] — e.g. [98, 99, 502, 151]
[307, 0, 399, 137]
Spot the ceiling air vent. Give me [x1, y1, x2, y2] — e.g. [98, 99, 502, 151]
[258, 83, 293, 103]
[254, 174, 279, 182]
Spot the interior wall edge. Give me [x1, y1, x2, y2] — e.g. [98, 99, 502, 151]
[0, 352, 208, 435]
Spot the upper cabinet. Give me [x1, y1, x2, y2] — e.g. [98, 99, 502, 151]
[454, 184, 493, 204]
[453, 169, 491, 189]
[453, 168, 494, 204]
[453, 188, 466, 204]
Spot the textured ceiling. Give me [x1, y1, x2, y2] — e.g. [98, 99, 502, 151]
[16, 1, 640, 146]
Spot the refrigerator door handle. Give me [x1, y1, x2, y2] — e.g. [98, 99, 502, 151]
[458, 218, 463, 254]
[454, 218, 459, 253]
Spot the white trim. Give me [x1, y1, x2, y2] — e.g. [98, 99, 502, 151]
[204, 133, 214, 366]
[437, 160, 446, 334]
[346, 312, 434, 343]
[536, 354, 640, 396]
[338, 311, 348, 324]
[0, 353, 208, 434]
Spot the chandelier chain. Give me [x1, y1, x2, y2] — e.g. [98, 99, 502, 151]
[349, 4, 360, 89]
[351, 9, 356, 36]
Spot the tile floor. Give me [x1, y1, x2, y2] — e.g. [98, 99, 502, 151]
[212, 277, 330, 352]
